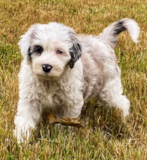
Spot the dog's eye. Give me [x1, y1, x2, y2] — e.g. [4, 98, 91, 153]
[35, 46, 43, 54]
[57, 50, 63, 54]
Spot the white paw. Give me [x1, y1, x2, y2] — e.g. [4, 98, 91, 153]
[13, 127, 31, 144]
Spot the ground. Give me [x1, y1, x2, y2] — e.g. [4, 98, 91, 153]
[0, 0, 147, 159]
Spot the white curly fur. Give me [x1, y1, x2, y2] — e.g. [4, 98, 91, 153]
[14, 18, 140, 143]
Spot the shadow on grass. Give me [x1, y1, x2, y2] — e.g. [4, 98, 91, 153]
[35, 99, 131, 142]
[81, 100, 131, 139]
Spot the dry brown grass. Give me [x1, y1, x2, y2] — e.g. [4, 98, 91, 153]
[0, 0, 147, 159]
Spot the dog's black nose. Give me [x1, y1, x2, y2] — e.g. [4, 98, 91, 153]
[42, 64, 52, 73]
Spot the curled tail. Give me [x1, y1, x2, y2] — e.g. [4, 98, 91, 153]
[98, 18, 140, 48]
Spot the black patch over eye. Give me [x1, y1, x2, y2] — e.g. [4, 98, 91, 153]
[57, 50, 63, 54]
[34, 45, 43, 54]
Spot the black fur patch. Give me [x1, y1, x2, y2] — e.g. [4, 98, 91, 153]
[27, 47, 31, 62]
[69, 43, 82, 68]
[27, 45, 43, 62]
[68, 29, 82, 68]
[114, 21, 126, 36]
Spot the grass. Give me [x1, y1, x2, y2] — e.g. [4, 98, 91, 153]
[0, 0, 147, 159]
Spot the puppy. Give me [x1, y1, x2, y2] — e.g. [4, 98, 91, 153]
[14, 18, 140, 142]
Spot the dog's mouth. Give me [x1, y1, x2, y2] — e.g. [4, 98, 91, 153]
[36, 72, 60, 81]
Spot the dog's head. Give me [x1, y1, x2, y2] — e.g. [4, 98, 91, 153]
[18, 22, 82, 79]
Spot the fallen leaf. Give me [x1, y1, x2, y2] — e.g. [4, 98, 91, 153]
[48, 112, 58, 124]
[48, 113, 84, 127]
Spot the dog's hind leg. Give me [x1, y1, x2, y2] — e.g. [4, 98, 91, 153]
[98, 78, 130, 117]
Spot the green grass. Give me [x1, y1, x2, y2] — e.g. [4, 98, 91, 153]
[0, 0, 147, 159]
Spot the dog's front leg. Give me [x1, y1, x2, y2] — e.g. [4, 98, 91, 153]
[63, 98, 84, 119]
[14, 99, 42, 143]
[56, 100, 84, 132]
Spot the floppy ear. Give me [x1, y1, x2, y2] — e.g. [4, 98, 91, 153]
[68, 29, 82, 68]
[18, 25, 37, 61]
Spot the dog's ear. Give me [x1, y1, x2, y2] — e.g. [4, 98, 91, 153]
[18, 24, 37, 61]
[68, 29, 82, 68]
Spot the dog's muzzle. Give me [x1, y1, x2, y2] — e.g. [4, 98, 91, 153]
[42, 64, 52, 73]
